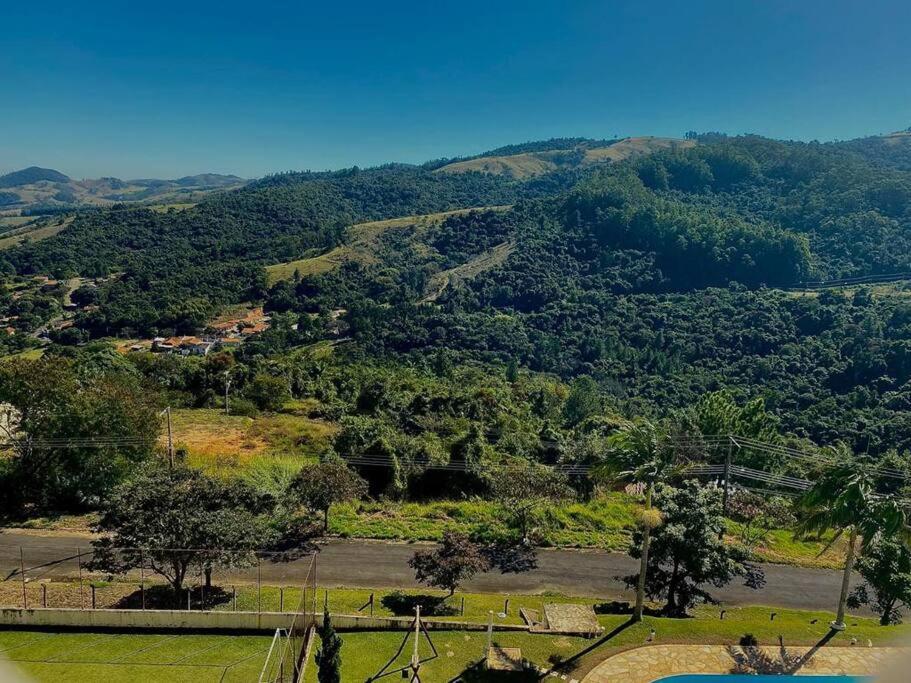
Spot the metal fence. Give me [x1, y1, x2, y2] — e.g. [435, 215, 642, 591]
[0, 543, 318, 615]
[259, 554, 317, 683]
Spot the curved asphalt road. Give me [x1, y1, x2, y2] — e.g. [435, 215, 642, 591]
[0, 530, 850, 612]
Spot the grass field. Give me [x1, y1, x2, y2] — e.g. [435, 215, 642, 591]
[168, 408, 335, 480]
[0, 630, 273, 683]
[302, 605, 910, 682]
[2, 604, 906, 682]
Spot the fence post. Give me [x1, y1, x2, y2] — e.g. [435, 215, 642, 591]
[504, 598, 509, 615]
[370, 592, 374, 616]
[232, 585, 237, 612]
[461, 596, 465, 616]
[77, 547, 85, 610]
[139, 549, 145, 610]
[187, 588, 191, 611]
[91, 585, 96, 610]
[42, 583, 47, 608]
[19, 547, 27, 609]
[257, 554, 262, 615]
[279, 587, 284, 613]
[312, 554, 318, 618]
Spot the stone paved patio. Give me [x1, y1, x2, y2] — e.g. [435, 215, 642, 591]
[581, 644, 905, 683]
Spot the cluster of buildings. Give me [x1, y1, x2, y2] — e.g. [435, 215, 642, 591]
[128, 308, 271, 356]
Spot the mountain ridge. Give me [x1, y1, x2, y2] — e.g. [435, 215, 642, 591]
[0, 168, 247, 213]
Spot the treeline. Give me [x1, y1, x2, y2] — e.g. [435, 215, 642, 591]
[645, 135, 911, 278]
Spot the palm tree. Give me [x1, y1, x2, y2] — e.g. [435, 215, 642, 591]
[797, 451, 910, 631]
[597, 419, 681, 622]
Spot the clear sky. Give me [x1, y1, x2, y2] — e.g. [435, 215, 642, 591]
[1, 0, 909, 179]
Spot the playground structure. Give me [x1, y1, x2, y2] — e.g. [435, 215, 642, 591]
[366, 605, 438, 682]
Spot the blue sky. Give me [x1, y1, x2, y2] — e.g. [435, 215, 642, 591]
[1, 0, 909, 179]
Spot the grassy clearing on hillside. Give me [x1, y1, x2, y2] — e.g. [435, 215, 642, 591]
[435, 137, 695, 178]
[148, 203, 196, 213]
[265, 206, 510, 284]
[422, 240, 515, 302]
[0, 216, 36, 232]
[0, 630, 272, 683]
[0, 218, 72, 250]
[787, 281, 911, 299]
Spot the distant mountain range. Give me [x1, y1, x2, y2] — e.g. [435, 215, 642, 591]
[0, 166, 247, 212]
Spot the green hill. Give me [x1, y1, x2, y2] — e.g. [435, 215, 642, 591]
[0, 166, 70, 188]
[435, 136, 694, 178]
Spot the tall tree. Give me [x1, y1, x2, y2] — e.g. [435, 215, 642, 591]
[562, 375, 602, 427]
[489, 460, 573, 542]
[797, 452, 910, 630]
[627, 481, 764, 616]
[848, 536, 911, 625]
[0, 356, 160, 510]
[289, 460, 368, 532]
[596, 419, 681, 621]
[315, 609, 342, 683]
[409, 531, 490, 597]
[92, 465, 274, 599]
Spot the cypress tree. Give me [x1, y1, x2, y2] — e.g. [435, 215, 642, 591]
[315, 609, 342, 683]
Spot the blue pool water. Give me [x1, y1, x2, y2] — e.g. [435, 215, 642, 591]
[657, 677, 870, 683]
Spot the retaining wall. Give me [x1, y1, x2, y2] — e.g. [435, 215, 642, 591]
[0, 607, 527, 633]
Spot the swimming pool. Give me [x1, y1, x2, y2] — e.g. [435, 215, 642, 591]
[656, 676, 871, 683]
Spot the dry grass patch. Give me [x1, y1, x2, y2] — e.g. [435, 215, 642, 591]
[0, 218, 73, 250]
[169, 408, 336, 476]
[265, 207, 510, 284]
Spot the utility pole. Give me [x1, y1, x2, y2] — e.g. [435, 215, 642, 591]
[160, 406, 174, 468]
[722, 437, 733, 516]
[224, 371, 232, 415]
[410, 605, 421, 682]
[166, 407, 174, 468]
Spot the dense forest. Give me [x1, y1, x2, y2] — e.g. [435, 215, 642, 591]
[3, 132, 911, 459]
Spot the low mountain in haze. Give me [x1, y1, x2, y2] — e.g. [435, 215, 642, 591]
[0, 166, 71, 188]
[0, 167, 246, 212]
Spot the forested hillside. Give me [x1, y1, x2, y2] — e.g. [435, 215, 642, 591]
[3, 133, 911, 457]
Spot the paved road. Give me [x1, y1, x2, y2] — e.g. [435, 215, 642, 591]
[0, 530, 850, 612]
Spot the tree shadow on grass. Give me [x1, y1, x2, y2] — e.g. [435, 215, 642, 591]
[453, 664, 539, 682]
[593, 601, 665, 618]
[380, 590, 459, 617]
[111, 584, 233, 611]
[538, 618, 638, 679]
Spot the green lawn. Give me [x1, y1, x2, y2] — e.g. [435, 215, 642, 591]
[3, 603, 908, 682]
[0, 630, 273, 682]
[304, 606, 911, 682]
